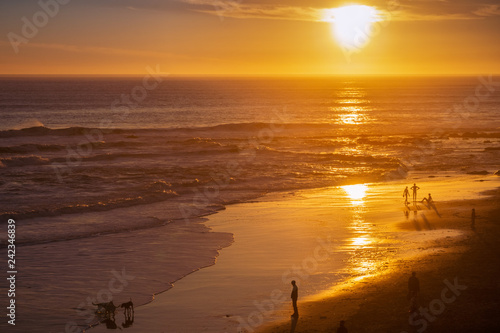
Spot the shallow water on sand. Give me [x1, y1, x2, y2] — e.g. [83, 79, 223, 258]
[86, 176, 500, 333]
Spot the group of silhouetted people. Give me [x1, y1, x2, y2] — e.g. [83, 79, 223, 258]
[403, 184, 478, 229]
[403, 184, 420, 205]
[403, 183, 434, 206]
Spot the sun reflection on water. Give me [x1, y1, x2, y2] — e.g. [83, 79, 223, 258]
[339, 113, 362, 125]
[340, 183, 380, 277]
[351, 236, 371, 247]
[331, 87, 373, 126]
[341, 184, 368, 203]
[311, 184, 397, 301]
[332, 103, 371, 125]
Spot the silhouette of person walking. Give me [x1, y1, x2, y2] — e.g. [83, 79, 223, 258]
[408, 271, 420, 300]
[410, 183, 420, 203]
[337, 320, 348, 333]
[471, 208, 476, 229]
[403, 186, 410, 205]
[291, 280, 298, 318]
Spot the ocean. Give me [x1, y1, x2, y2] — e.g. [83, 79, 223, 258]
[1, 76, 499, 332]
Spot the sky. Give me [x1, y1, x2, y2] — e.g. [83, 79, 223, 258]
[0, 0, 500, 75]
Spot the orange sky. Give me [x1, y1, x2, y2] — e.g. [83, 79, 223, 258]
[1, 0, 500, 75]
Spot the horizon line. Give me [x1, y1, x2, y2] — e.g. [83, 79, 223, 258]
[1, 73, 498, 78]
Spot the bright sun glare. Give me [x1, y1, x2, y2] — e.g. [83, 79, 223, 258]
[323, 5, 381, 50]
[342, 184, 368, 201]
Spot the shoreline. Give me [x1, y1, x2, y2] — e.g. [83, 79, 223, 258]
[2, 174, 497, 333]
[86, 174, 499, 333]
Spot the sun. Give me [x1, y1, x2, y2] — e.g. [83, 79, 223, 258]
[323, 5, 381, 50]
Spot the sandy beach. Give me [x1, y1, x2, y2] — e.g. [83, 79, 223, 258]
[85, 174, 500, 333]
[258, 178, 500, 333]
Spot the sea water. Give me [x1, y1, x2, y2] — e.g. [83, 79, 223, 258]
[0, 76, 499, 332]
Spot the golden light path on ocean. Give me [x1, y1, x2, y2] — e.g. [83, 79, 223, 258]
[342, 183, 377, 275]
[350, 236, 372, 247]
[338, 110, 364, 125]
[332, 87, 372, 125]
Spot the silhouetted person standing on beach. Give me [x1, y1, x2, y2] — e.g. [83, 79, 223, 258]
[403, 186, 410, 205]
[410, 183, 419, 203]
[291, 280, 298, 318]
[471, 208, 476, 229]
[337, 320, 348, 333]
[408, 271, 420, 299]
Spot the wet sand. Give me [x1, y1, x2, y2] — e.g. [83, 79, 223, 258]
[87, 174, 500, 333]
[258, 181, 500, 333]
